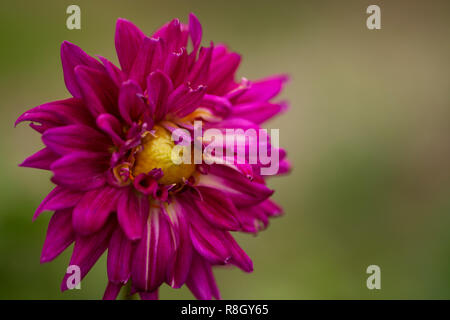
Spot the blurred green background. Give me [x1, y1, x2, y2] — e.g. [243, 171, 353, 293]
[1, 0, 449, 299]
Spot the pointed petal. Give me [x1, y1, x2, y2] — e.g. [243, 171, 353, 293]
[19, 148, 59, 170]
[115, 18, 145, 74]
[34, 186, 83, 220]
[40, 209, 75, 263]
[61, 41, 103, 98]
[98, 56, 126, 87]
[74, 65, 119, 118]
[186, 252, 220, 300]
[231, 101, 288, 124]
[189, 13, 202, 53]
[61, 218, 116, 291]
[236, 75, 289, 103]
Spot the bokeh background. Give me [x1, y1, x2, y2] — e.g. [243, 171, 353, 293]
[1, 0, 449, 299]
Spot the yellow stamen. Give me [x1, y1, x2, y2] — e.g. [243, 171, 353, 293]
[133, 125, 195, 185]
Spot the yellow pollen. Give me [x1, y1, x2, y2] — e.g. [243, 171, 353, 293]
[133, 125, 195, 185]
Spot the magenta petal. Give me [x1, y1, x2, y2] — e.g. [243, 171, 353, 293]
[208, 51, 241, 94]
[227, 234, 253, 272]
[103, 282, 122, 300]
[107, 228, 133, 283]
[51, 151, 109, 191]
[72, 186, 120, 235]
[164, 200, 193, 288]
[189, 13, 202, 53]
[129, 36, 164, 88]
[118, 80, 147, 124]
[147, 70, 173, 121]
[186, 252, 220, 300]
[96, 114, 124, 146]
[42, 124, 110, 155]
[61, 41, 104, 98]
[164, 48, 188, 88]
[117, 188, 148, 240]
[231, 101, 288, 124]
[40, 209, 75, 263]
[98, 56, 126, 87]
[186, 202, 232, 265]
[168, 83, 206, 117]
[115, 18, 145, 74]
[193, 187, 240, 231]
[19, 148, 59, 171]
[139, 290, 158, 300]
[188, 45, 213, 86]
[131, 207, 176, 292]
[34, 186, 83, 221]
[74, 65, 119, 118]
[196, 164, 274, 207]
[61, 218, 116, 291]
[236, 74, 289, 103]
[16, 98, 94, 129]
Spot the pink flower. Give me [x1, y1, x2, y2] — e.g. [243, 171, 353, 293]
[16, 13, 290, 299]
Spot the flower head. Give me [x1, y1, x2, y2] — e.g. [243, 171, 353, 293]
[16, 13, 290, 299]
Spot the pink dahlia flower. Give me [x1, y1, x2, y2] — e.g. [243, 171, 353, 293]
[16, 13, 290, 299]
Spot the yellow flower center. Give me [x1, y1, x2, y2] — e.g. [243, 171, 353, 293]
[133, 125, 195, 185]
